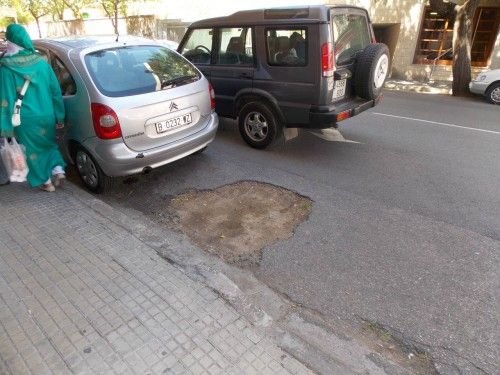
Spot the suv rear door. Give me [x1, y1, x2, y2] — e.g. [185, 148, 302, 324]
[253, 25, 317, 125]
[210, 27, 255, 117]
[330, 7, 373, 104]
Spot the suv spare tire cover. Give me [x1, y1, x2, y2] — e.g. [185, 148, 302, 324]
[354, 43, 390, 101]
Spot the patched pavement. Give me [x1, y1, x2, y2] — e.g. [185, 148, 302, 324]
[97, 91, 500, 375]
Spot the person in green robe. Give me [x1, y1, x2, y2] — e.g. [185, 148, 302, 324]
[0, 24, 66, 192]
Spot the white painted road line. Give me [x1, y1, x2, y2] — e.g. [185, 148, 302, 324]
[373, 112, 500, 135]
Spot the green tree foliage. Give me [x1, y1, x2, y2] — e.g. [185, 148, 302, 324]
[100, 0, 128, 34]
[63, 0, 92, 19]
[7, 0, 49, 37]
[1, 0, 49, 37]
[49, 0, 65, 20]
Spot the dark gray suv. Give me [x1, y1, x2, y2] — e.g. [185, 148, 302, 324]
[179, 5, 389, 148]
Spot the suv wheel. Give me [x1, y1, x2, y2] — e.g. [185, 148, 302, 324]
[355, 43, 390, 100]
[74, 146, 114, 193]
[485, 82, 500, 104]
[238, 102, 280, 149]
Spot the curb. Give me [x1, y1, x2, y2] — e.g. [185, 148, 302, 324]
[65, 182, 419, 375]
[384, 80, 452, 95]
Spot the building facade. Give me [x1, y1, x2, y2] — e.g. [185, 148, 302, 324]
[328, 0, 500, 82]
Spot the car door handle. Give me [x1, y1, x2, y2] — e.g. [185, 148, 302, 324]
[238, 72, 252, 79]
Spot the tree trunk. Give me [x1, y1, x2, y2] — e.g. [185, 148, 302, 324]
[64, 0, 81, 19]
[35, 17, 42, 38]
[114, 2, 119, 35]
[452, 0, 479, 96]
[102, 2, 118, 35]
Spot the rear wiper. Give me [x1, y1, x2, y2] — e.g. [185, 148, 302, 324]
[161, 75, 198, 89]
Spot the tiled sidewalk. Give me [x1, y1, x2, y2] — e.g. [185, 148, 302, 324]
[0, 184, 311, 375]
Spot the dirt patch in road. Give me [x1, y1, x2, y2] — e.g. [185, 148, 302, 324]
[167, 181, 312, 267]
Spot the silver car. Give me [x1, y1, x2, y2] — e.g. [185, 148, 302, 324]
[34, 36, 218, 192]
[469, 69, 500, 104]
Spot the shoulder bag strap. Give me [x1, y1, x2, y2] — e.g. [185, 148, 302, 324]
[12, 79, 31, 127]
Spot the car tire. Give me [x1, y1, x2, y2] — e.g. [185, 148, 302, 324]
[238, 102, 281, 149]
[354, 43, 390, 101]
[74, 146, 114, 193]
[485, 82, 500, 105]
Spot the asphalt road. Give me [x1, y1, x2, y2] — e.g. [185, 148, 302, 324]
[100, 91, 500, 374]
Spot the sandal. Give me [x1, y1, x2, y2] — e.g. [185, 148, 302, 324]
[53, 173, 66, 187]
[40, 182, 55, 192]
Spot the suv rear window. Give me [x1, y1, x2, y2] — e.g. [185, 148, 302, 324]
[332, 14, 370, 65]
[85, 46, 200, 97]
[266, 28, 307, 66]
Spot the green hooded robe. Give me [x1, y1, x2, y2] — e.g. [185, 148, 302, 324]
[0, 24, 66, 187]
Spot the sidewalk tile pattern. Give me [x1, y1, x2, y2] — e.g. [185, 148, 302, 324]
[0, 185, 312, 375]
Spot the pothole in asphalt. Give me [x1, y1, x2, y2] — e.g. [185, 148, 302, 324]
[165, 181, 312, 267]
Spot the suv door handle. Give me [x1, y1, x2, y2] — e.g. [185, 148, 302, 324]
[238, 72, 252, 79]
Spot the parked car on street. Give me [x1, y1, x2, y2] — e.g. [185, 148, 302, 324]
[33, 36, 218, 192]
[469, 69, 500, 104]
[179, 5, 389, 148]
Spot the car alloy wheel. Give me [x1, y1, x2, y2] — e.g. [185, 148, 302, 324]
[76, 149, 99, 189]
[490, 87, 500, 104]
[244, 111, 269, 142]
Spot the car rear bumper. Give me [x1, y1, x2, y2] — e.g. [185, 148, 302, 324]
[307, 95, 382, 128]
[83, 113, 218, 177]
[469, 81, 488, 95]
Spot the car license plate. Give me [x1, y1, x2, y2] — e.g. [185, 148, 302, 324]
[155, 113, 192, 134]
[333, 79, 346, 100]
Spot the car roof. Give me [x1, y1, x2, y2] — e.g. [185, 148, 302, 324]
[189, 5, 367, 28]
[35, 35, 159, 52]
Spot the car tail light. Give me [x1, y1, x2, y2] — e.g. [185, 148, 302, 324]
[321, 42, 335, 77]
[91, 103, 122, 139]
[209, 83, 216, 110]
[336, 110, 351, 122]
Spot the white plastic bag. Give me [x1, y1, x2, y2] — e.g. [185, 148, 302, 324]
[0, 138, 10, 184]
[0, 138, 28, 182]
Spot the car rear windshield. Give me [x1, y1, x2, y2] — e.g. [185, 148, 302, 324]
[332, 13, 370, 65]
[85, 45, 201, 97]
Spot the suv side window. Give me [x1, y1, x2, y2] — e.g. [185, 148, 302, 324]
[332, 13, 370, 65]
[181, 28, 213, 64]
[51, 55, 77, 96]
[266, 28, 307, 67]
[217, 27, 254, 65]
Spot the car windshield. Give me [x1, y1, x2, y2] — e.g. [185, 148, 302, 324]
[85, 45, 200, 97]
